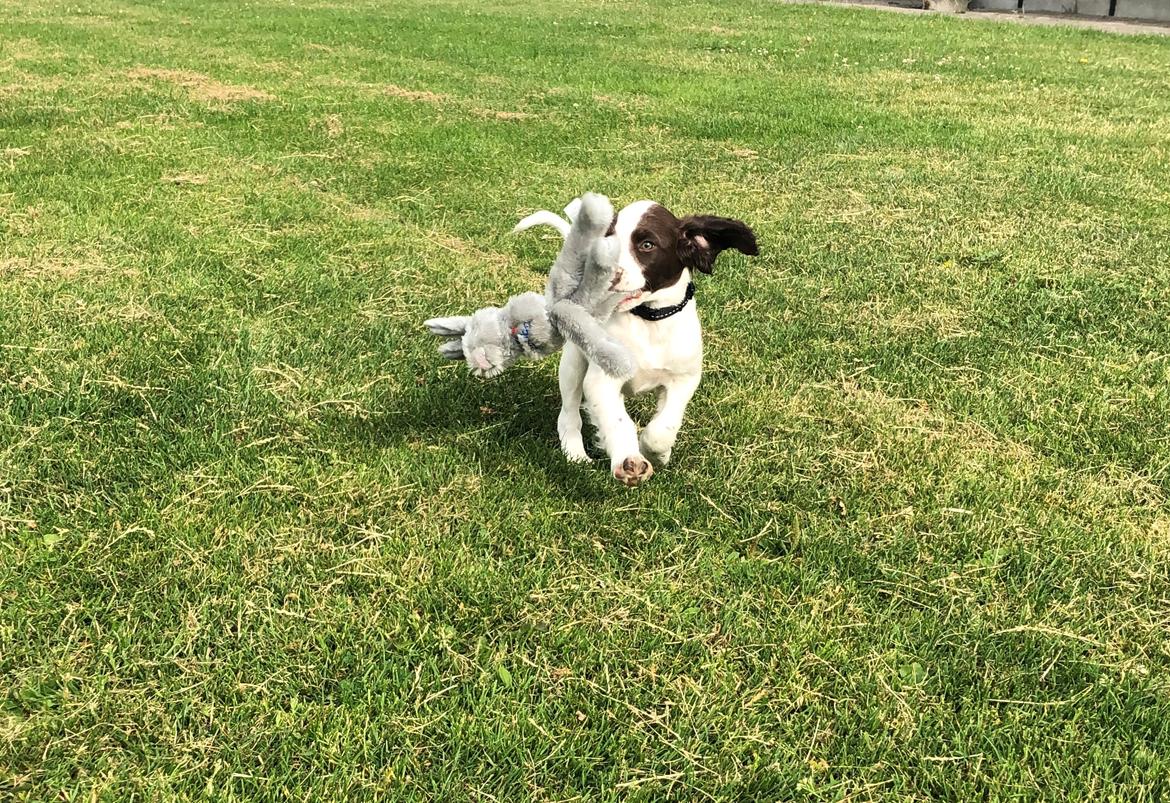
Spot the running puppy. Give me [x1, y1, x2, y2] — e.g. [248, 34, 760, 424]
[555, 200, 759, 486]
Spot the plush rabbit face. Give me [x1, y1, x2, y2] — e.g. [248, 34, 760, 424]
[461, 307, 515, 379]
[424, 310, 512, 378]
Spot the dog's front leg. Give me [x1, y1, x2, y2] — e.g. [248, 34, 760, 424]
[583, 366, 653, 487]
[640, 372, 701, 466]
[557, 343, 590, 463]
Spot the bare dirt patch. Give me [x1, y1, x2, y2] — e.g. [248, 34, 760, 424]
[431, 233, 510, 267]
[0, 74, 66, 99]
[161, 173, 208, 186]
[128, 67, 274, 104]
[2, 37, 65, 61]
[684, 24, 741, 34]
[315, 114, 344, 138]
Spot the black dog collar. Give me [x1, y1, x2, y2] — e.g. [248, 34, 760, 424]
[630, 282, 695, 322]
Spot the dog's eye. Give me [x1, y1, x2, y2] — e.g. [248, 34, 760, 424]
[638, 240, 655, 252]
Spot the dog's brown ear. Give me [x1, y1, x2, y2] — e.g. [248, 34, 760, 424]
[677, 216, 759, 274]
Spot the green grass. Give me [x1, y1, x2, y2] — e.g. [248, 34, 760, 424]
[3, 0, 1170, 799]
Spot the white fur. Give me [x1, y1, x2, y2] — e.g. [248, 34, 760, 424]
[558, 201, 704, 482]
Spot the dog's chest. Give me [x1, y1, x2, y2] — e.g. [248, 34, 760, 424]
[606, 308, 702, 392]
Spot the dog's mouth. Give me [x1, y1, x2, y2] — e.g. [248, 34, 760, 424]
[617, 291, 645, 309]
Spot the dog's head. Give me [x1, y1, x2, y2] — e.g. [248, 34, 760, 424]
[608, 201, 759, 310]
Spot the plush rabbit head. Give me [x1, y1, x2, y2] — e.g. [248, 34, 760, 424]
[425, 307, 518, 379]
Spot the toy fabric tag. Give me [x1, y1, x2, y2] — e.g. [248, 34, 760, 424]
[511, 320, 541, 356]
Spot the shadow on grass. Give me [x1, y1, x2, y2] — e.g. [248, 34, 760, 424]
[320, 365, 616, 500]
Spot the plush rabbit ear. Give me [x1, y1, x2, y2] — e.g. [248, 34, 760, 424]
[437, 340, 465, 360]
[425, 316, 471, 337]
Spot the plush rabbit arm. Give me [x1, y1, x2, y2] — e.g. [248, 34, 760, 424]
[548, 300, 634, 379]
[546, 217, 635, 379]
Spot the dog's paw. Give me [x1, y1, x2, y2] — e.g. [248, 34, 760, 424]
[613, 455, 654, 487]
[639, 428, 675, 467]
[641, 445, 672, 468]
[558, 412, 590, 463]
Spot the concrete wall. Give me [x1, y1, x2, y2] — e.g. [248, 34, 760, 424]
[973, 0, 1109, 10]
[1074, 0, 1112, 15]
[1023, 0, 1076, 11]
[1115, 0, 1170, 20]
[970, 0, 1169, 18]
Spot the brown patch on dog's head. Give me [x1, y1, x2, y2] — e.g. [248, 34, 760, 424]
[630, 204, 687, 293]
[615, 202, 759, 293]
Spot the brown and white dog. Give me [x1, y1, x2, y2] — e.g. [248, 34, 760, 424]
[551, 200, 759, 486]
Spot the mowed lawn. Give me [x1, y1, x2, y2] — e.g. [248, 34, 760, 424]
[3, 0, 1170, 798]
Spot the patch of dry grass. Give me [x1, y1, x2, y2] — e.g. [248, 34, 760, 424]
[128, 66, 274, 104]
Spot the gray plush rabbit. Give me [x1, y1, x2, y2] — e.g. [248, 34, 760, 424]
[425, 193, 634, 380]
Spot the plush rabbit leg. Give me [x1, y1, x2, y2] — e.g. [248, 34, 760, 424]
[547, 234, 633, 378]
[578, 229, 625, 318]
[512, 198, 582, 236]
